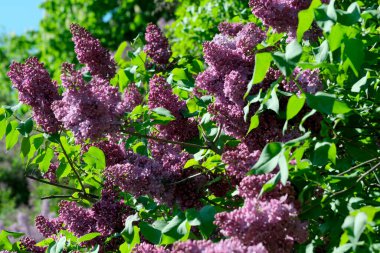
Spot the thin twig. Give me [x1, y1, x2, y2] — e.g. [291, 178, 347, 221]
[41, 195, 75, 200]
[201, 196, 232, 211]
[123, 129, 215, 151]
[356, 161, 380, 183]
[26, 175, 81, 192]
[337, 157, 380, 176]
[58, 138, 87, 197]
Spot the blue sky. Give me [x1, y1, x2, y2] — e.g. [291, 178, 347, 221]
[0, 0, 43, 35]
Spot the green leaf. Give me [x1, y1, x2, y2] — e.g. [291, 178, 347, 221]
[316, 40, 329, 63]
[337, 2, 361, 26]
[260, 173, 280, 196]
[343, 38, 364, 77]
[272, 52, 294, 77]
[247, 114, 260, 134]
[328, 24, 345, 52]
[140, 222, 162, 244]
[171, 68, 188, 81]
[122, 213, 140, 242]
[285, 40, 303, 63]
[286, 94, 306, 120]
[351, 74, 368, 93]
[306, 92, 351, 114]
[114, 41, 128, 65]
[40, 148, 55, 173]
[16, 118, 33, 137]
[353, 212, 367, 239]
[0, 230, 24, 250]
[77, 233, 101, 243]
[5, 121, 20, 150]
[297, 0, 322, 40]
[184, 159, 199, 169]
[278, 153, 288, 185]
[328, 143, 337, 165]
[151, 107, 176, 124]
[21, 137, 31, 158]
[198, 206, 216, 239]
[245, 52, 272, 98]
[56, 162, 71, 179]
[83, 146, 106, 171]
[249, 142, 283, 175]
[0, 116, 7, 141]
[120, 226, 140, 253]
[265, 87, 279, 114]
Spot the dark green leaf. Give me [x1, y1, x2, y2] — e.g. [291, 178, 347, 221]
[306, 92, 351, 114]
[249, 142, 283, 175]
[140, 222, 162, 245]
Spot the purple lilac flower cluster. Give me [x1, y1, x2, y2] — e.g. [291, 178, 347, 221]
[249, 0, 330, 38]
[144, 23, 172, 66]
[104, 142, 209, 208]
[282, 67, 323, 95]
[43, 163, 59, 183]
[213, 174, 307, 253]
[195, 22, 266, 138]
[52, 66, 126, 142]
[19, 237, 46, 253]
[7, 57, 61, 133]
[70, 24, 116, 80]
[149, 75, 198, 141]
[83, 139, 127, 166]
[173, 238, 268, 253]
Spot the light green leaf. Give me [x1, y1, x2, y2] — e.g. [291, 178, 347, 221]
[77, 233, 101, 243]
[316, 40, 329, 63]
[278, 153, 289, 185]
[5, 121, 20, 150]
[285, 40, 303, 63]
[297, 0, 322, 40]
[83, 146, 106, 171]
[351, 74, 368, 92]
[247, 114, 260, 134]
[245, 52, 272, 98]
[286, 94, 306, 121]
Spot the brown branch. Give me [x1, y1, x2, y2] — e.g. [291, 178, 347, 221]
[337, 157, 380, 176]
[58, 138, 87, 197]
[123, 129, 219, 152]
[26, 175, 81, 192]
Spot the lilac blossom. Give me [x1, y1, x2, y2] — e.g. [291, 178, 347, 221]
[249, 0, 330, 38]
[133, 243, 169, 253]
[35, 215, 62, 238]
[43, 163, 58, 183]
[173, 238, 268, 253]
[215, 197, 308, 253]
[19, 237, 46, 253]
[282, 68, 323, 95]
[52, 76, 126, 142]
[149, 75, 198, 141]
[70, 24, 116, 80]
[123, 84, 143, 112]
[144, 23, 172, 65]
[222, 142, 261, 181]
[238, 174, 296, 202]
[7, 57, 61, 133]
